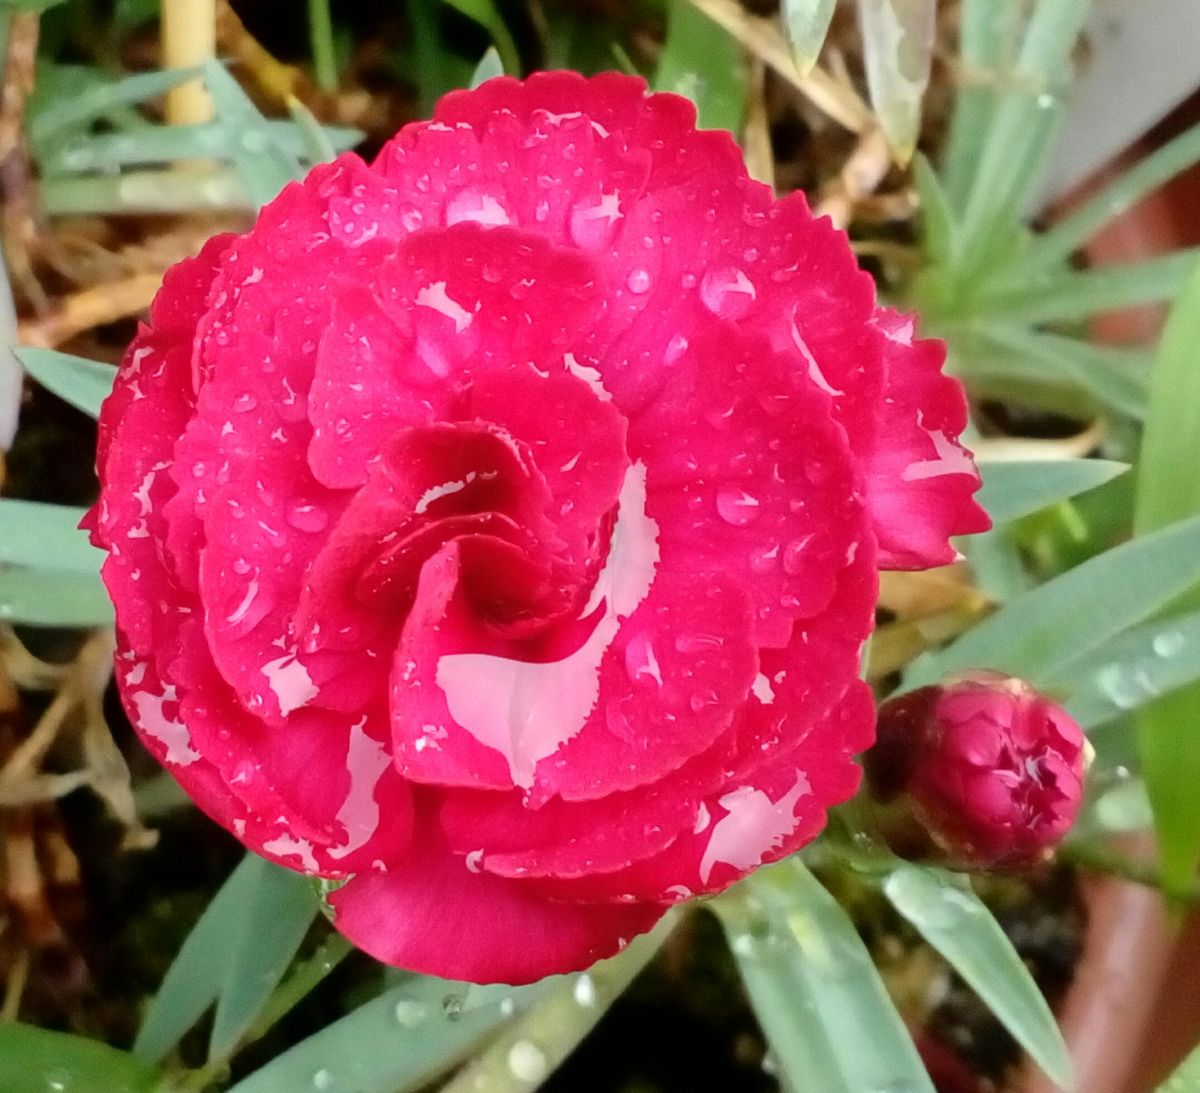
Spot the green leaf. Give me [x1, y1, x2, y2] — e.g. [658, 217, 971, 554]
[913, 153, 959, 268]
[957, 0, 1090, 276]
[208, 860, 319, 1062]
[42, 119, 360, 175]
[953, 325, 1150, 420]
[1135, 254, 1200, 892]
[1021, 118, 1200, 278]
[441, 0, 521, 79]
[0, 1024, 159, 1093]
[976, 459, 1129, 527]
[717, 860, 935, 1093]
[0, 564, 112, 627]
[135, 855, 262, 1062]
[655, 0, 746, 134]
[907, 514, 1200, 689]
[202, 60, 303, 209]
[0, 500, 102, 573]
[781, 0, 837, 75]
[938, 0, 1022, 212]
[982, 248, 1200, 324]
[858, 0, 936, 165]
[16, 346, 114, 418]
[229, 976, 554, 1093]
[469, 45, 504, 89]
[1055, 607, 1200, 730]
[40, 166, 248, 215]
[307, 0, 338, 92]
[31, 65, 203, 145]
[882, 864, 1072, 1088]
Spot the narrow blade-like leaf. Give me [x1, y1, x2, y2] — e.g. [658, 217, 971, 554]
[229, 976, 553, 1093]
[858, 0, 935, 165]
[717, 861, 935, 1093]
[16, 346, 115, 418]
[0, 1025, 159, 1093]
[655, 0, 746, 135]
[976, 459, 1128, 527]
[0, 565, 111, 627]
[883, 864, 1072, 1088]
[208, 861, 318, 1061]
[781, 0, 837, 75]
[202, 60, 303, 209]
[906, 514, 1200, 689]
[0, 500, 103, 572]
[135, 855, 260, 1062]
[1135, 255, 1200, 891]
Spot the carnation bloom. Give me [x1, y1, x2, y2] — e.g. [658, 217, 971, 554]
[866, 672, 1087, 868]
[90, 73, 987, 983]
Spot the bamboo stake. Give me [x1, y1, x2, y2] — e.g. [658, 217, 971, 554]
[162, 0, 216, 125]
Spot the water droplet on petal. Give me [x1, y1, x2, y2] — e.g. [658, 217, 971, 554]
[626, 268, 652, 294]
[716, 486, 761, 527]
[700, 267, 756, 320]
[782, 536, 814, 575]
[286, 502, 329, 534]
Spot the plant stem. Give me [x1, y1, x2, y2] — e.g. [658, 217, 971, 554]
[162, 0, 216, 125]
[307, 0, 337, 92]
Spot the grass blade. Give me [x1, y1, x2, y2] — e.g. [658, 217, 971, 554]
[40, 166, 248, 215]
[135, 855, 261, 1063]
[939, 0, 1022, 211]
[0, 500, 102, 572]
[883, 864, 1072, 1088]
[16, 346, 115, 418]
[469, 45, 504, 88]
[1134, 254, 1200, 892]
[976, 459, 1129, 527]
[781, 0, 837, 75]
[906, 513, 1200, 689]
[983, 247, 1200, 324]
[42, 119, 360, 174]
[208, 862, 318, 1062]
[229, 976, 554, 1093]
[0, 1025, 159, 1093]
[1022, 119, 1200, 277]
[717, 860, 935, 1093]
[0, 565, 112, 627]
[441, 0, 521, 78]
[655, 0, 746, 135]
[857, 0, 935, 165]
[202, 60, 303, 209]
[1056, 606, 1200, 730]
[31, 65, 202, 145]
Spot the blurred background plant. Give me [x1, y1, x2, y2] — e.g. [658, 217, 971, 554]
[3, 1, 1200, 1091]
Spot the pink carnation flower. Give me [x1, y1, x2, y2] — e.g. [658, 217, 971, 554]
[90, 73, 988, 983]
[867, 672, 1087, 868]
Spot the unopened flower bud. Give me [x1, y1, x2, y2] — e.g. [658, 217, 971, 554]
[866, 671, 1088, 869]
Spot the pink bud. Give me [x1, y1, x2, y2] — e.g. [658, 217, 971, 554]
[866, 671, 1088, 869]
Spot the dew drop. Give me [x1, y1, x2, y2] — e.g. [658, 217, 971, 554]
[441, 992, 466, 1020]
[689, 689, 719, 713]
[782, 536, 814, 575]
[699, 267, 756, 320]
[507, 1041, 548, 1083]
[674, 632, 724, 654]
[286, 502, 329, 534]
[312, 1069, 333, 1091]
[626, 268, 652, 294]
[716, 486, 761, 526]
[232, 392, 257, 413]
[393, 997, 427, 1027]
[573, 973, 597, 1007]
[1153, 630, 1185, 658]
